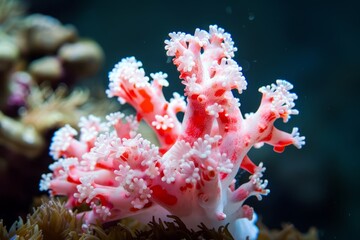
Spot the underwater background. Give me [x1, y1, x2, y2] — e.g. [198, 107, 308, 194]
[2, 0, 359, 239]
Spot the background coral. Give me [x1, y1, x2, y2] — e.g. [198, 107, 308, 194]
[0, 0, 107, 226]
[0, 10, 104, 111]
[0, 0, 25, 25]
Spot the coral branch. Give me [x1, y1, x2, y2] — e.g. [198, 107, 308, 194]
[106, 57, 183, 151]
[40, 25, 304, 240]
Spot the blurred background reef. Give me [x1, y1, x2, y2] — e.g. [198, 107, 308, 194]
[0, 0, 105, 227]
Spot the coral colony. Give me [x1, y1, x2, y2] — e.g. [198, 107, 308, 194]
[40, 25, 305, 240]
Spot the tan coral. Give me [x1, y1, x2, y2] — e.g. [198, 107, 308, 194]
[28, 56, 63, 83]
[2, 199, 83, 240]
[22, 14, 78, 55]
[0, 110, 44, 157]
[59, 40, 104, 78]
[0, 85, 89, 158]
[258, 220, 319, 240]
[0, 34, 19, 73]
[0, 0, 25, 25]
[20, 84, 90, 133]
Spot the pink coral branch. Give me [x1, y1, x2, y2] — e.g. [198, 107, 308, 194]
[106, 57, 184, 151]
[40, 25, 305, 240]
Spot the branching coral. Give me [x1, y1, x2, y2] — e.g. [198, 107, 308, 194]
[40, 25, 305, 240]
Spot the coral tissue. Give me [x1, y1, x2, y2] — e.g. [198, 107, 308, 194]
[40, 25, 305, 240]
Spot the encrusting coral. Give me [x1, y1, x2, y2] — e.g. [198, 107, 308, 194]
[39, 25, 308, 240]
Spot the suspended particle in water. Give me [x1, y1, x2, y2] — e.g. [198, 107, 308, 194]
[226, 6, 232, 14]
[248, 12, 255, 21]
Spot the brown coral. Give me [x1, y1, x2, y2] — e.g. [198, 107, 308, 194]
[0, 0, 25, 25]
[21, 84, 90, 132]
[1, 199, 83, 240]
[257, 220, 318, 240]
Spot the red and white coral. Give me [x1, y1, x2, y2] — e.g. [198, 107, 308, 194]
[40, 25, 305, 240]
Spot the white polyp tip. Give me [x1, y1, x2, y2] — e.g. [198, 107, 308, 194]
[216, 212, 226, 221]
